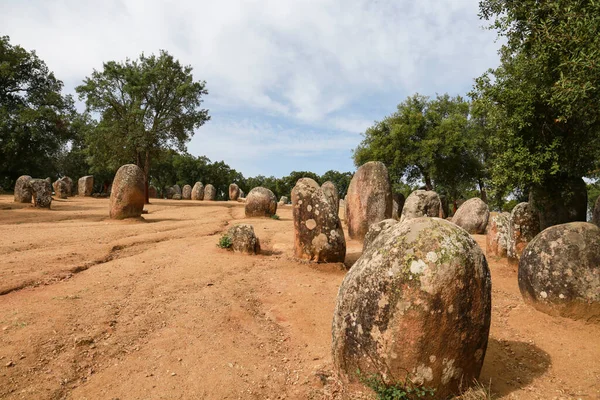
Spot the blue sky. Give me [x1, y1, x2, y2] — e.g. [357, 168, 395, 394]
[1, 0, 501, 178]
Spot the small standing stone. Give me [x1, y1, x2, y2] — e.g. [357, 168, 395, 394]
[13, 175, 32, 203]
[182, 185, 192, 200]
[204, 184, 216, 201]
[78, 176, 94, 196]
[148, 185, 158, 198]
[321, 181, 340, 215]
[507, 202, 540, 264]
[229, 183, 240, 201]
[109, 164, 145, 219]
[400, 190, 442, 222]
[227, 224, 261, 255]
[192, 182, 204, 200]
[452, 198, 490, 234]
[53, 179, 69, 199]
[486, 212, 510, 257]
[278, 196, 288, 206]
[30, 179, 53, 208]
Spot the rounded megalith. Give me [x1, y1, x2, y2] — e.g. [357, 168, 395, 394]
[53, 179, 69, 199]
[392, 193, 406, 220]
[245, 187, 277, 217]
[592, 196, 600, 227]
[227, 224, 261, 255]
[400, 190, 442, 223]
[508, 202, 540, 264]
[321, 181, 339, 215]
[148, 185, 158, 199]
[165, 186, 176, 199]
[14, 175, 32, 203]
[362, 218, 398, 252]
[78, 176, 94, 197]
[172, 184, 182, 196]
[109, 164, 145, 219]
[292, 178, 346, 263]
[486, 212, 510, 258]
[345, 161, 393, 240]
[30, 179, 53, 208]
[278, 196, 288, 206]
[452, 198, 490, 234]
[191, 182, 204, 200]
[229, 183, 240, 201]
[518, 222, 600, 322]
[182, 184, 192, 200]
[204, 184, 216, 201]
[332, 218, 492, 398]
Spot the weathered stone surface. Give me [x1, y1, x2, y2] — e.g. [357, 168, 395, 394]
[362, 219, 398, 252]
[30, 179, 53, 208]
[400, 190, 442, 222]
[508, 202, 541, 264]
[165, 186, 176, 199]
[278, 196, 288, 205]
[78, 176, 93, 196]
[486, 212, 510, 258]
[229, 183, 240, 201]
[14, 175, 32, 203]
[452, 198, 490, 234]
[172, 193, 182, 200]
[191, 182, 204, 200]
[148, 185, 158, 198]
[109, 164, 145, 219]
[53, 179, 69, 199]
[392, 193, 406, 220]
[345, 162, 393, 240]
[227, 224, 261, 255]
[519, 222, 600, 322]
[245, 187, 277, 217]
[172, 184, 182, 196]
[332, 218, 492, 398]
[529, 177, 587, 230]
[60, 176, 73, 196]
[321, 181, 339, 215]
[204, 184, 216, 201]
[182, 184, 192, 200]
[594, 196, 600, 227]
[292, 178, 346, 263]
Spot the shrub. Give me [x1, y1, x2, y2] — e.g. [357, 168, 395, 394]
[217, 234, 232, 249]
[357, 370, 435, 400]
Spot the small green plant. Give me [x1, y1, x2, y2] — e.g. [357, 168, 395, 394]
[357, 369, 435, 400]
[217, 234, 232, 249]
[270, 214, 280, 220]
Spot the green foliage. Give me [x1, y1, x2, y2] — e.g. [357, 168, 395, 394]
[357, 370, 435, 400]
[217, 234, 232, 249]
[502, 199, 519, 213]
[587, 181, 600, 217]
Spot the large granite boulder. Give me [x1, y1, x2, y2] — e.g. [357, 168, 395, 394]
[109, 164, 145, 219]
[508, 202, 541, 264]
[191, 182, 204, 200]
[30, 179, 53, 208]
[204, 184, 216, 201]
[292, 178, 346, 263]
[14, 175, 32, 203]
[362, 218, 398, 252]
[182, 184, 192, 200]
[53, 178, 69, 199]
[400, 190, 442, 222]
[392, 193, 406, 220]
[229, 183, 240, 201]
[332, 218, 492, 398]
[486, 212, 510, 258]
[78, 176, 94, 196]
[519, 222, 600, 322]
[452, 198, 490, 234]
[321, 181, 339, 215]
[592, 196, 600, 227]
[245, 187, 277, 217]
[227, 224, 261, 255]
[529, 177, 587, 230]
[345, 162, 393, 240]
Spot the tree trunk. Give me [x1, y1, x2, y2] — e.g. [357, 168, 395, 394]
[144, 151, 150, 204]
[424, 174, 433, 191]
[478, 179, 487, 203]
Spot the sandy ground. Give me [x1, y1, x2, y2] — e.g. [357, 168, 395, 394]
[0, 195, 598, 400]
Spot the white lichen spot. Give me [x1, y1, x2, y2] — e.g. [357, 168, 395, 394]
[315, 209, 320, 216]
[559, 294, 565, 299]
[307, 205, 312, 212]
[474, 349, 484, 362]
[426, 251, 439, 263]
[429, 355, 437, 363]
[298, 200, 302, 205]
[448, 305, 454, 313]
[357, 324, 363, 335]
[442, 359, 458, 384]
[306, 219, 317, 230]
[410, 259, 427, 275]
[540, 291, 548, 299]
[414, 364, 434, 384]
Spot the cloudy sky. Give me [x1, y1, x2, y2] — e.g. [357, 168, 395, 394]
[1, 0, 501, 178]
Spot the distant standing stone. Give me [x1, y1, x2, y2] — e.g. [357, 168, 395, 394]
[14, 175, 32, 203]
[321, 181, 339, 215]
[30, 179, 53, 208]
[245, 187, 277, 217]
[204, 184, 216, 201]
[109, 164, 145, 219]
[172, 184, 182, 197]
[229, 183, 240, 201]
[400, 190, 442, 222]
[227, 224, 261, 255]
[191, 182, 204, 200]
[78, 176, 94, 196]
[486, 212, 510, 258]
[61, 176, 74, 196]
[182, 184, 192, 200]
[508, 202, 540, 264]
[452, 198, 490, 234]
[148, 185, 158, 198]
[278, 196, 288, 205]
[345, 162, 393, 240]
[165, 186, 176, 199]
[172, 193, 182, 200]
[53, 179, 69, 199]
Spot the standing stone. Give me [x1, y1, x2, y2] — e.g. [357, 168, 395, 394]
[109, 164, 145, 219]
[61, 176, 74, 196]
[78, 176, 94, 196]
[191, 182, 204, 200]
[229, 183, 240, 201]
[486, 212, 510, 258]
[519, 222, 600, 322]
[452, 198, 490, 234]
[53, 179, 69, 199]
[321, 181, 339, 215]
[14, 175, 32, 203]
[182, 184, 192, 200]
[345, 162, 393, 240]
[400, 190, 442, 223]
[172, 184, 182, 197]
[227, 224, 261, 255]
[292, 178, 346, 263]
[30, 179, 53, 208]
[245, 187, 277, 217]
[278, 196, 288, 205]
[204, 184, 216, 201]
[165, 186, 176, 199]
[529, 177, 587, 230]
[172, 194, 182, 200]
[508, 202, 541, 264]
[148, 185, 158, 198]
[391, 193, 406, 220]
[332, 218, 492, 399]
[593, 196, 600, 227]
[362, 219, 397, 252]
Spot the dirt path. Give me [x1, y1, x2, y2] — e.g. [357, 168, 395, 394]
[0, 196, 598, 399]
